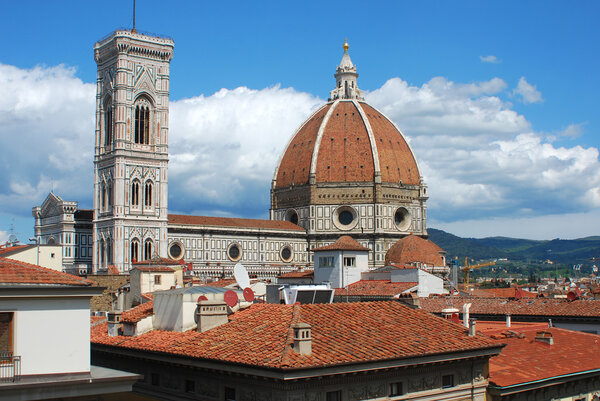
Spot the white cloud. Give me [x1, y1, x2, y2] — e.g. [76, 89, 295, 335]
[480, 55, 500, 64]
[0, 63, 598, 240]
[558, 123, 585, 138]
[513, 76, 543, 103]
[0, 230, 8, 243]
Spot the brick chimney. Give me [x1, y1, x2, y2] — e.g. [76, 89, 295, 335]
[107, 311, 122, 337]
[196, 300, 229, 333]
[292, 323, 312, 355]
[535, 331, 554, 345]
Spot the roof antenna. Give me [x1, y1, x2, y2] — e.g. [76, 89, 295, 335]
[132, 0, 137, 33]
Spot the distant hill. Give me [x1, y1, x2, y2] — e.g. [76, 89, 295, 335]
[427, 228, 600, 265]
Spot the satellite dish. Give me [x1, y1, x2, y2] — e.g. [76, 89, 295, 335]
[233, 263, 250, 289]
[224, 290, 239, 307]
[187, 262, 193, 272]
[197, 295, 208, 303]
[243, 287, 255, 302]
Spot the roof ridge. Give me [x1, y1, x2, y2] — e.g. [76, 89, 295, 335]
[280, 304, 302, 367]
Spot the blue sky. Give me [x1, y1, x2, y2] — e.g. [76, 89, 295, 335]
[1, 0, 599, 242]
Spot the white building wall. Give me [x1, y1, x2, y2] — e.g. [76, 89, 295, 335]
[0, 297, 90, 375]
[4, 246, 63, 271]
[391, 268, 444, 297]
[314, 251, 368, 288]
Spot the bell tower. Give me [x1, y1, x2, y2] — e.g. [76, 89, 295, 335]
[93, 30, 174, 273]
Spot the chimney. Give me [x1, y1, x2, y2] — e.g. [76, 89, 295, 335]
[292, 323, 312, 355]
[506, 313, 511, 328]
[535, 331, 554, 345]
[468, 319, 476, 337]
[463, 303, 472, 328]
[196, 300, 229, 333]
[107, 311, 122, 337]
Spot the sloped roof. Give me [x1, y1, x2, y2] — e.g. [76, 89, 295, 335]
[0, 245, 31, 257]
[334, 280, 417, 296]
[134, 266, 175, 273]
[168, 214, 304, 231]
[92, 301, 500, 370]
[278, 270, 314, 279]
[487, 326, 600, 387]
[467, 287, 537, 299]
[0, 258, 92, 287]
[420, 297, 600, 318]
[121, 301, 154, 324]
[385, 235, 445, 266]
[312, 236, 370, 252]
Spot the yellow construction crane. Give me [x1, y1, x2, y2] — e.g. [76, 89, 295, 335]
[462, 257, 496, 289]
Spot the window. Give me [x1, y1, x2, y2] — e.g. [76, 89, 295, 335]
[144, 181, 153, 207]
[106, 240, 112, 264]
[319, 256, 334, 267]
[343, 257, 356, 267]
[151, 373, 160, 386]
[144, 239, 153, 260]
[74, 247, 78, 258]
[169, 242, 183, 259]
[185, 379, 195, 393]
[101, 183, 107, 211]
[227, 243, 242, 262]
[81, 235, 86, 245]
[131, 239, 140, 262]
[442, 374, 454, 389]
[224, 387, 236, 401]
[389, 382, 403, 396]
[326, 390, 342, 401]
[154, 275, 161, 285]
[134, 100, 151, 145]
[99, 240, 105, 267]
[0, 312, 13, 353]
[131, 181, 140, 207]
[280, 245, 293, 262]
[107, 181, 113, 209]
[104, 97, 113, 146]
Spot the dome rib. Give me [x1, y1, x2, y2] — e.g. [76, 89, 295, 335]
[352, 99, 381, 177]
[309, 100, 339, 178]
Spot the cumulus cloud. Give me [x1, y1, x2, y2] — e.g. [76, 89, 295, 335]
[0, 63, 95, 222]
[558, 123, 585, 138]
[480, 55, 500, 64]
[1, 63, 598, 240]
[513, 76, 543, 103]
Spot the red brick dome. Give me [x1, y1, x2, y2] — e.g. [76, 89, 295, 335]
[385, 235, 445, 267]
[273, 99, 420, 189]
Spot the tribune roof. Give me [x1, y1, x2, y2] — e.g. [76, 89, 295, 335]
[312, 236, 370, 252]
[92, 301, 500, 370]
[168, 214, 304, 231]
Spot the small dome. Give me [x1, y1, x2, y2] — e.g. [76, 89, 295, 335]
[273, 100, 420, 189]
[385, 235, 445, 267]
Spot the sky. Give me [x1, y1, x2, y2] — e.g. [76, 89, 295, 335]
[1, 0, 599, 242]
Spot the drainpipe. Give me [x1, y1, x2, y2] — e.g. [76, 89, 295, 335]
[463, 303, 472, 328]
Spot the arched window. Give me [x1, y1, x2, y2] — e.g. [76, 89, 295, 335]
[100, 239, 106, 268]
[107, 180, 113, 210]
[134, 98, 151, 145]
[131, 180, 140, 207]
[106, 239, 112, 265]
[144, 239, 153, 260]
[104, 97, 113, 146]
[131, 239, 140, 263]
[101, 182, 107, 211]
[144, 181, 153, 207]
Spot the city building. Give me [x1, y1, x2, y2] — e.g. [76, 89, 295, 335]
[33, 30, 431, 276]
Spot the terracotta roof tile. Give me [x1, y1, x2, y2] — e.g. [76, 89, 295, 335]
[168, 214, 304, 231]
[121, 301, 154, 323]
[468, 287, 537, 299]
[133, 258, 181, 266]
[278, 270, 314, 279]
[91, 301, 500, 370]
[486, 327, 600, 387]
[0, 258, 92, 286]
[203, 278, 237, 288]
[420, 296, 600, 318]
[334, 280, 417, 296]
[134, 266, 175, 273]
[0, 245, 30, 256]
[385, 235, 445, 266]
[313, 236, 370, 252]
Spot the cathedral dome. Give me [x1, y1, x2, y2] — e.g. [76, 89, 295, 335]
[384, 235, 445, 267]
[272, 42, 420, 190]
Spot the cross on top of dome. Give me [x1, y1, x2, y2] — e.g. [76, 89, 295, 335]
[329, 39, 364, 101]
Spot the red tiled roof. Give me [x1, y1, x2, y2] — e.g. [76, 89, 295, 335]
[385, 235, 445, 266]
[168, 214, 305, 231]
[420, 297, 600, 318]
[278, 270, 314, 279]
[487, 327, 600, 387]
[334, 280, 417, 296]
[0, 245, 31, 256]
[134, 266, 175, 273]
[107, 265, 120, 275]
[133, 258, 181, 266]
[121, 301, 154, 323]
[274, 101, 420, 189]
[312, 236, 370, 252]
[91, 301, 500, 370]
[203, 278, 237, 288]
[0, 258, 92, 286]
[468, 287, 537, 299]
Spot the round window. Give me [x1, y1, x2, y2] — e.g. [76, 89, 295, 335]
[227, 243, 242, 261]
[280, 245, 293, 262]
[333, 206, 358, 230]
[394, 207, 411, 231]
[168, 242, 184, 260]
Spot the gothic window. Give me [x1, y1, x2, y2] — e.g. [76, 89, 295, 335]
[100, 239, 106, 267]
[107, 180, 113, 210]
[101, 182, 107, 211]
[144, 181, 153, 207]
[106, 239, 112, 265]
[131, 180, 140, 208]
[134, 97, 152, 145]
[104, 97, 113, 146]
[144, 239, 153, 260]
[131, 239, 140, 262]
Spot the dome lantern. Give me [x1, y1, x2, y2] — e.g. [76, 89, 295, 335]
[329, 39, 364, 101]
